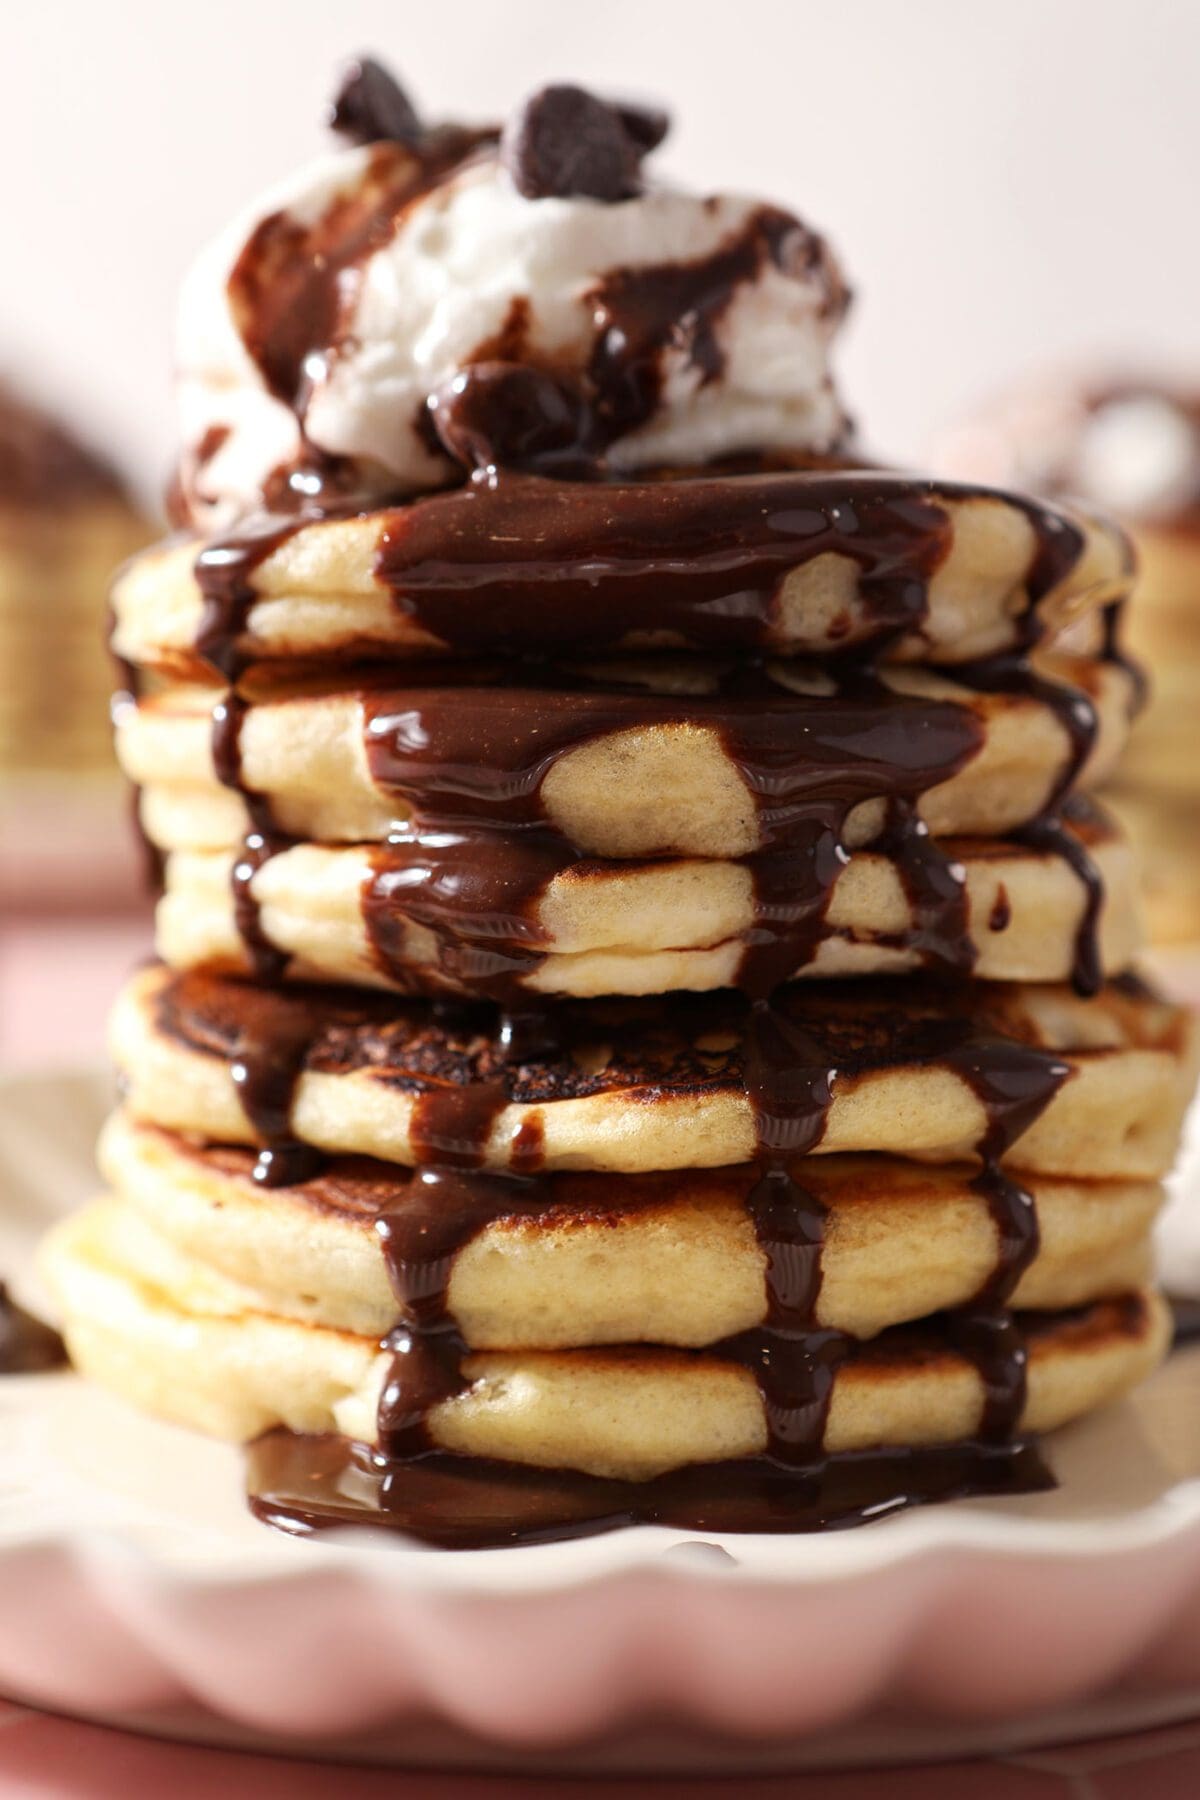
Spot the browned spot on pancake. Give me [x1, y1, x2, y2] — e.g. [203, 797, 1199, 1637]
[146, 966, 1186, 1118]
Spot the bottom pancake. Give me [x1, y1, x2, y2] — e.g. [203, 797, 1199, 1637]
[40, 1196, 1169, 1482]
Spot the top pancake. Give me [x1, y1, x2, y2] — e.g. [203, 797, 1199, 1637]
[110, 472, 1133, 677]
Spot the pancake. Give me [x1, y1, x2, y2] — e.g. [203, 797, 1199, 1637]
[100, 1111, 1162, 1344]
[38, 1198, 1168, 1479]
[112, 964, 1199, 1180]
[120, 651, 1136, 860]
[150, 802, 1140, 998]
[109, 473, 1133, 678]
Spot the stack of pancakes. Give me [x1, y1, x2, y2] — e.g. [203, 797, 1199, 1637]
[36, 65, 1199, 1542]
[41, 469, 1198, 1540]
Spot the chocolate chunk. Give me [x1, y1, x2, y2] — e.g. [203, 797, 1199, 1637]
[427, 362, 592, 473]
[329, 55, 422, 146]
[502, 84, 644, 201]
[614, 101, 671, 153]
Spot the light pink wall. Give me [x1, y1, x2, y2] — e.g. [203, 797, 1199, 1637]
[2, 0, 1195, 500]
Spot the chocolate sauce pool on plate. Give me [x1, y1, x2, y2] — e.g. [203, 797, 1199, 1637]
[247, 1429, 1053, 1547]
[0, 1285, 66, 1375]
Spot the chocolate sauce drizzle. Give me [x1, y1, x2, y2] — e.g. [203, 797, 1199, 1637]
[171, 967, 1073, 1541]
[357, 659, 985, 1000]
[210, 690, 292, 988]
[375, 470, 1006, 656]
[184, 466, 1113, 1009]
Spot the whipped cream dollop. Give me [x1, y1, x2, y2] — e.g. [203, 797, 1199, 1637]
[174, 76, 851, 529]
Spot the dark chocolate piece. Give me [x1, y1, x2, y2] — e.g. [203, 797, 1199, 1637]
[502, 84, 644, 202]
[329, 55, 422, 147]
[426, 363, 592, 474]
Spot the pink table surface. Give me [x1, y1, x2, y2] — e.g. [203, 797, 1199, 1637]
[1, 1699, 1200, 1796]
[0, 912, 150, 1070]
[4, 916, 1200, 1790]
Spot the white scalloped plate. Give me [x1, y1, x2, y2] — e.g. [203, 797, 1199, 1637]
[4, 1065, 1200, 1774]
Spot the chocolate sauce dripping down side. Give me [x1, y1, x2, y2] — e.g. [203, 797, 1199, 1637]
[943, 1025, 1071, 1440]
[724, 999, 844, 1465]
[107, 622, 164, 896]
[209, 688, 298, 989]
[359, 665, 985, 1000]
[210, 970, 1078, 1537]
[0, 1284, 67, 1375]
[195, 519, 329, 999]
[1102, 599, 1149, 716]
[193, 516, 310, 683]
[374, 1004, 565, 1458]
[954, 530, 1106, 998]
[223, 988, 325, 1188]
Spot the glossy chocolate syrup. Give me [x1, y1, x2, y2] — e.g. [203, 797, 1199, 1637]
[210, 689, 292, 990]
[219, 986, 330, 1187]
[184, 461, 1113, 1003]
[359, 660, 984, 999]
[0, 1285, 67, 1375]
[955, 600, 1107, 997]
[248, 1422, 1053, 1547]
[584, 208, 846, 446]
[373, 469, 1080, 657]
[161, 966, 1075, 1537]
[227, 135, 496, 430]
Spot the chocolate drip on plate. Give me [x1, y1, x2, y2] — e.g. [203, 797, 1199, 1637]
[0, 1284, 67, 1375]
[248, 1429, 1053, 1547]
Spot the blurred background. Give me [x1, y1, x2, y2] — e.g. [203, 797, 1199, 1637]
[4, 0, 1200, 484]
[2, 0, 1199, 1061]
